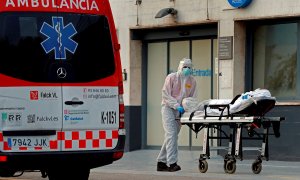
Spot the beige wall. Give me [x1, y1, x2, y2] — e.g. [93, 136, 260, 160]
[110, 0, 300, 104]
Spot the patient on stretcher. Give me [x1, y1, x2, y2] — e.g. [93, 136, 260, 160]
[182, 88, 276, 118]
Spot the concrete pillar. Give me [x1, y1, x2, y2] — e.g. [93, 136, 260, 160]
[218, 19, 234, 99]
[233, 21, 246, 96]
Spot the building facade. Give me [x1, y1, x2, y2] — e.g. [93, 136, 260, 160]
[110, 0, 300, 161]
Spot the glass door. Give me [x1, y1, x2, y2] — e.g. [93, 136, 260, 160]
[191, 39, 218, 148]
[146, 38, 217, 148]
[146, 42, 168, 146]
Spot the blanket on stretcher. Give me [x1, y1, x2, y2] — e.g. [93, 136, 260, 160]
[182, 88, 276, 117]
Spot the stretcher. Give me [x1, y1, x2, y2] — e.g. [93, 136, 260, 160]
[180, 95, 285, 174]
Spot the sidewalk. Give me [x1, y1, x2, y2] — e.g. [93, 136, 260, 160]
[93, 149, 300, 179]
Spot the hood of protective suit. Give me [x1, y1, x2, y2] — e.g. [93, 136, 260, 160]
[177, 58, 193, 73]
[175, 58, 193, 102]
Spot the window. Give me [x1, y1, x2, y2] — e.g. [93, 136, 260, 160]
[0, 12, 115, 83]
[253, 22, 298, 100]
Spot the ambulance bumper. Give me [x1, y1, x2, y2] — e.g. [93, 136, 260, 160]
[0, 135, 125, 171]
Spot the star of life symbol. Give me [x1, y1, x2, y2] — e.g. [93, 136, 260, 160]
[40, 17, 78, 60]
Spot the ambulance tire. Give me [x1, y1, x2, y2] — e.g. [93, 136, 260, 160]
[47, 168, 90, 180]
[0, 168, 15, 177]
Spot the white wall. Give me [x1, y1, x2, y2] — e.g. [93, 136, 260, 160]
[110, 0, 300, 104]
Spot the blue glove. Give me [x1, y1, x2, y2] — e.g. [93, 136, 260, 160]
[177, 106, 185, 114]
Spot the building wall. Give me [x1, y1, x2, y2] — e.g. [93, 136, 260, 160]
[111, 0, 300, 105]
[109, 0, 300, 155]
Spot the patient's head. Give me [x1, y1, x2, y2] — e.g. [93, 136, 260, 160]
[182, 97, 199, 112]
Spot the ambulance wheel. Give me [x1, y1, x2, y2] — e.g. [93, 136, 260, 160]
[225, 161, 236, 174]
[0, 168, 15, 177]
[252, 160, 262, 174]
[48, 168, 90, 180]
[198, 160, 208, 173]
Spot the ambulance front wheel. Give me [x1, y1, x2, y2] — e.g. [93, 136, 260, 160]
[198, 160, 208, 173]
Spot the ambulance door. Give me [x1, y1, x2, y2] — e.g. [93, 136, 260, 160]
[0, 12, 63, 152]
[59, 13, 119, 151]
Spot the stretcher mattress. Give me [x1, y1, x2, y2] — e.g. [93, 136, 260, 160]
[182, 89, 276, 118]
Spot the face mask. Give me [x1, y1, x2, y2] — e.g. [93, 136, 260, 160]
[182, 67, 191, 76]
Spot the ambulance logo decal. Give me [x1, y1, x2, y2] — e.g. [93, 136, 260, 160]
[40, 17, 78, 60]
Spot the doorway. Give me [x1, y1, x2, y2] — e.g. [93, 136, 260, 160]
[146, 38, 218, 148]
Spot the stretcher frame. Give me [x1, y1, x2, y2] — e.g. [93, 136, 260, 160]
[180, 111, 284, 174]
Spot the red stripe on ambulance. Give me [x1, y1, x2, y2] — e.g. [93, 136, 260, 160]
[0, 130, 119, 152]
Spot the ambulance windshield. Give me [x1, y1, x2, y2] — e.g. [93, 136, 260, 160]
[0, 12, 115, 82]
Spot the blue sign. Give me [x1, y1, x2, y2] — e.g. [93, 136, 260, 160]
[193, 69, 212, 77]
[40, 17, 78, 60]
[169, 69, 212, 77]
[228, 0, 252, 8]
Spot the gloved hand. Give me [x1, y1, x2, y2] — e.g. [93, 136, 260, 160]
[177, 106, 185, 114]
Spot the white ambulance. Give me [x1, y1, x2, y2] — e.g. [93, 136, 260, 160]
[0, 0, 126, 179]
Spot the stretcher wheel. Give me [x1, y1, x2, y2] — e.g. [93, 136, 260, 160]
[251, 160, 262, 174]
[198, 160, 208, 173]
[225, 161, 236, 174]
[223, 160, 228, 173]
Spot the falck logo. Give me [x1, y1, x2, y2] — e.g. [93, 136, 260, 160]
[30, 91, 39, 100]
[40, 17, 78, 60]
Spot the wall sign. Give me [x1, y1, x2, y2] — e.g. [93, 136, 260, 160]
[228, 0, 252, 8]
[219, 36, 233, 60]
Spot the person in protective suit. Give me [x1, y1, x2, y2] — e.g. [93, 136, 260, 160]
[157, 58, 197, 172]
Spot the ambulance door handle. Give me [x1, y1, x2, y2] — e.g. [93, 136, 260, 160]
[65, 101, 84, 105]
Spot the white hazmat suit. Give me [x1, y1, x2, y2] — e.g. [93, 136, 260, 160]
[157, 58, 197, 167]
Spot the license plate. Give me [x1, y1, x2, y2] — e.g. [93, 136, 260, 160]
[7, 137, 49, 148]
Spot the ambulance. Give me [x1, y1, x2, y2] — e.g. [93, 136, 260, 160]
[0, 0, 125, 179]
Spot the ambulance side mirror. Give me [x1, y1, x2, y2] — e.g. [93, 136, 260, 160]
[114, 43, 121, 51]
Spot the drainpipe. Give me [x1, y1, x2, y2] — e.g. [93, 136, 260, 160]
[136, 0, 142, 26]
[206, 0, 210, 20]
